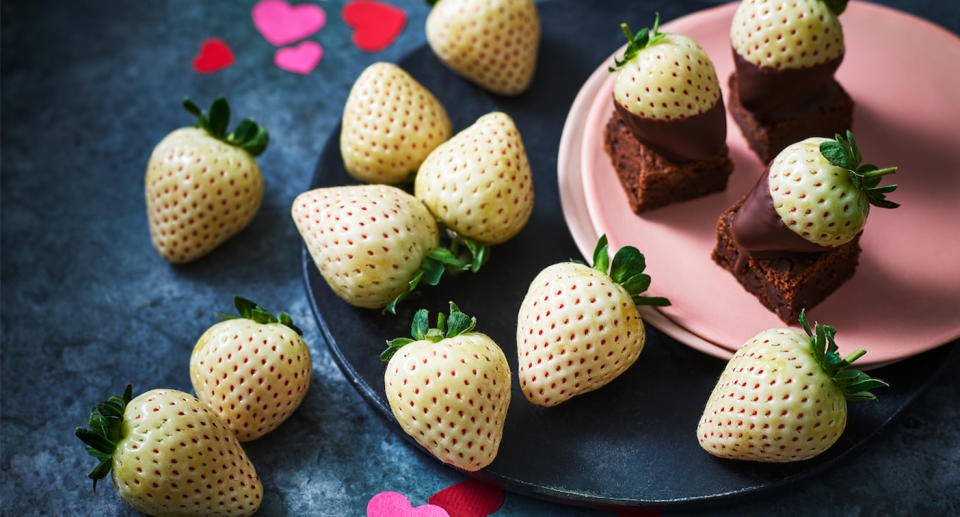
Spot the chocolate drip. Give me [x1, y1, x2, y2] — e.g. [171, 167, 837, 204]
[733, 50, 843, 117]
[613, 98, 726, 163]
[732, 167, 827, 269]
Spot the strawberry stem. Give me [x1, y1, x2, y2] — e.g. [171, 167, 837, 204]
[75, 385, 133, 491]
[590, 235, 670, 307]
[798, 310, 888, 401]
[182, 96, 270, 157]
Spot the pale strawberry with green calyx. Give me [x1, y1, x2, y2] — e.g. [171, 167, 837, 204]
[768, 131, 898, 247]
[426, 0, 540, 96]
[190, 296, 311, 442]
[340, 62, 453, 185]
[292, 184, 487, 313]
[516, 235, 670, 407]
[382, 302, 511, 471]
[76, 385, 262, 516]
[697, 310, 887, 462]
[610, 14, 725, 161]
[731, 0, 845, 70]
[415, 112, 534, 245]
[146, 97, 269, 263]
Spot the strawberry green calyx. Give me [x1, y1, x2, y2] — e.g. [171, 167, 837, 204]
[798, 310, 888, 401]
[384, 227, 489, 315]
[75, 384, 133, 491]
[591, 235, 670, 307]
[819, 130, 899, 209]
[822, 0, 849, 16]
[381, 302, 477, 362]
[217, 296, 303, 335]
[182, 97, 270, 157]
[609, 13, 668, 72]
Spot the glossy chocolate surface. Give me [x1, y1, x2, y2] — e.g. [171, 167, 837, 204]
[614, 97, 726, 162]
[732, 167, 828, 255]
[733, 50, 842, 116]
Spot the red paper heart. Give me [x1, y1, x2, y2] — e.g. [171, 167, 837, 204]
[427, 480, 504, 517]
[342, 0, 407, 52]
[192, 38, 235, 74]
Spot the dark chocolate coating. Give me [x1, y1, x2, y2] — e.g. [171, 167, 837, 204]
[732, 167, 828, 255]
[733, 49, 843, 116]
[613, 97, 726, 163]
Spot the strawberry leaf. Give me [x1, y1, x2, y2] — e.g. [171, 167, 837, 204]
[609, 14, 668, 73]
[610, 246, 645, 283]
[823, 0, 849, 15]
[590, 234, 670, 307]
[208, 97, 230, 138]
[181, 97, 270, 156]
[382, 303, 482, 363]
[385, 228, 489, 315]
[820, 131, 899, 209]
[412, 309, 429, 340]
[592, 235, 610, 275]
[799, 309, 887, 402]
[77, 385, 133, 491]
[219, 296, 302, 335]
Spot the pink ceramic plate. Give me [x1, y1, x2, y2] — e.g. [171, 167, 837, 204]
[571, 1, 960, 365]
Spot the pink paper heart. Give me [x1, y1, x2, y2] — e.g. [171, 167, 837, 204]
[274, 41, 323, 74]
[367, 492, 449, 517]
[253, 0, 326, 46]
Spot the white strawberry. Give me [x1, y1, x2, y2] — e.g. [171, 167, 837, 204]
[76, 385, 262, 516]
[610, 15, 726, 161]
[190, 297, 311, 442]
[145, 97, 268, 263]
[731, 0, 844, 70]
[516, 236, 669, 406]
[697, 311, 887, 462]
[292, 184, 484, 313]
[382, 303, 511, 471]
[426, 0, 541, 96]
[414, 112, 534, 245]
[767, 132, 898, 247]
[340, 62, 453, 185]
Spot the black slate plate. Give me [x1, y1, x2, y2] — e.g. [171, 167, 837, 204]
[302, 0, 957, 508]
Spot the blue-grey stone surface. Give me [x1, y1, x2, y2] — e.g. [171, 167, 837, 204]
[1, 1, 958, 516]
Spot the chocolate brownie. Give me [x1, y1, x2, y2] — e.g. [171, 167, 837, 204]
[604, 110, 734, 214]
[712, 195, 861, 323]
[728, 73, 854, 164]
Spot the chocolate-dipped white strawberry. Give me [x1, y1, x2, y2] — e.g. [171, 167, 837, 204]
[610, 14, 725, 161]
[730, 0, 846, 112]
[733, 131, 898, 252]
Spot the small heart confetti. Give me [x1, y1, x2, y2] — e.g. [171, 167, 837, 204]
[367, 492, 449, 517]
[342, 0, 407, 52]
[274, 41, 323, 74]
[192, 38, 235, 74]
[428, 480, 504, 517]
[253, 0, 327, 46]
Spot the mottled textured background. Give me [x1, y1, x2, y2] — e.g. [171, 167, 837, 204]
[2, 1, 958, 516]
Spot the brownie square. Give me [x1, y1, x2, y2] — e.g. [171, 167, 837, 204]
[711, 196, 861, 323]
[728, 73, 854, 164]
[603, 110, 734, 214]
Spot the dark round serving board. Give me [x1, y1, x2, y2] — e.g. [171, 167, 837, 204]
[302, 0, 957, 509]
